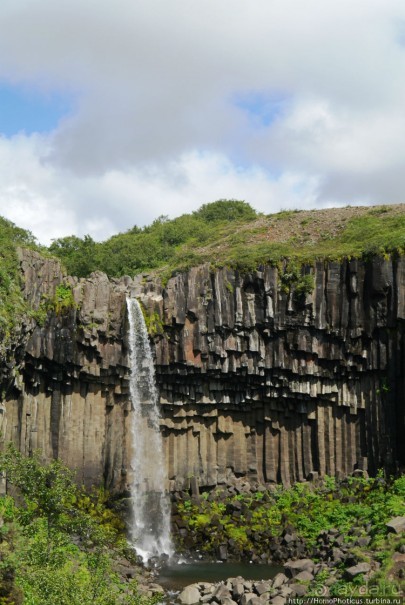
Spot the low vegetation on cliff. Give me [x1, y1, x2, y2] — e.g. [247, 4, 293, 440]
[47, 201, 405, 278]
[0, 218, 39, 350]
[0, 447, 160, 605]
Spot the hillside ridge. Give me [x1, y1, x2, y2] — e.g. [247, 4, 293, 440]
[47, 201, 405, 279]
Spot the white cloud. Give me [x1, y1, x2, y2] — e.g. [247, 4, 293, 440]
[0, 136, 321, 244]
[0, 0, 404, 243]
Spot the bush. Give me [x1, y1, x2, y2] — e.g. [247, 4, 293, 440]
[0, 447, 158, 605]
[194, 200, 257, 223]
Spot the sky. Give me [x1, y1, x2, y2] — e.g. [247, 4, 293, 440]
[0, 0, 405, 245]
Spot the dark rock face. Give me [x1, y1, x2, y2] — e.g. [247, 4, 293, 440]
[1, 250, 404, 491]
[150, 259, 405, 489]
[2, 250, 133, 490]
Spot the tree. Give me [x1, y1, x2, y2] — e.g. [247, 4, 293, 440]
[194, 199, 257, 223]
[49, 234, 98, 277]
[0, 447, 160, 605]
[0, 445, 76, 542]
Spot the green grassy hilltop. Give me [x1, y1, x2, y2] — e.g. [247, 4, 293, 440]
[48, 201, 405, 278]
[0, 200, 403, 345]
[0, 200, 404, 353]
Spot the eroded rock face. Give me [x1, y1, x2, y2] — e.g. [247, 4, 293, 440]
[1, 250, 404, 491]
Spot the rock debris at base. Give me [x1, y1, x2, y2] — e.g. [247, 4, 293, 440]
[177, 562, 316, 605]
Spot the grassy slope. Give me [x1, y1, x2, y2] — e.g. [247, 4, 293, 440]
[48, 202, 405, 279]
[160, 204, 405, 274]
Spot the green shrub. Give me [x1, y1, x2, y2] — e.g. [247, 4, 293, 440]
[279, 261, 314, 299]
[194, 200, 257, 223]
[53, 284, 76, 314]
[0, 447, 159, 605]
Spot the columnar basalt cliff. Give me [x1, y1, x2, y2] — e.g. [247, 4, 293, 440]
[1, 249, 404, 491]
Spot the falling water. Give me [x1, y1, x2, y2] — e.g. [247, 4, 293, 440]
[126, 298, 173, 562]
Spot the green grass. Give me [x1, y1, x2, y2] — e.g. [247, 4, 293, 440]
[47, 202, 405, 279]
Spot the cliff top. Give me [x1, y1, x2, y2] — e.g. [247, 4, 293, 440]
[184, 203, 405, 269]
[0, 201, 404, 292]
[47, 201, 405, 278]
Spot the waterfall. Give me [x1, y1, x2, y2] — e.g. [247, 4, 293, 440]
[126, 298, 173, 562]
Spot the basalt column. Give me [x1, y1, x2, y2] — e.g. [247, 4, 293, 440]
[140, 258, 405, 489]
[1, 250, 403, 492]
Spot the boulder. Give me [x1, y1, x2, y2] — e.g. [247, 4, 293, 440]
[290, 583, 308, 597]
[345, 562, 371, 579]
[240, 593, 258, 605]
[201, 583, 215, 595]
[272, 573, 288, 589]
[279, 586, 293, 597]
[147, 582, 164, 594]
[232, 582, 246, 599]
[179, 584, 201, 605]
[282, 533, 296, 545]
[254, 581, 271, 596]
[284, 559, 315, 578]
[331, 548, 345, 563]
[294, 571, 314, 582]
[356, 536, 371, 548]
[213, 584, 232, 602]
[386, 517, 405, 534]
[270, 598, 286, 605]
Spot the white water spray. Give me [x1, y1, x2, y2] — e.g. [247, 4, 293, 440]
[127, 298, 173, 562]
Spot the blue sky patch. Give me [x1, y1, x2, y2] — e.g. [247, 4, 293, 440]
[0, 83, 74, 136]
[396, 21, 405, 48]
[233, 91, 290, 127]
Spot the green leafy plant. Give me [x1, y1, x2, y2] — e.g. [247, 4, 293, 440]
[53, 283, 76, 314]
[0, 447, 160, 605]
[0, 217, 39, 348]
[279, 261, 314, 299]
[138, 302, 164, 336]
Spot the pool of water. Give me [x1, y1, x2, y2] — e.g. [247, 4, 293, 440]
[158, 561, 282, 590]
